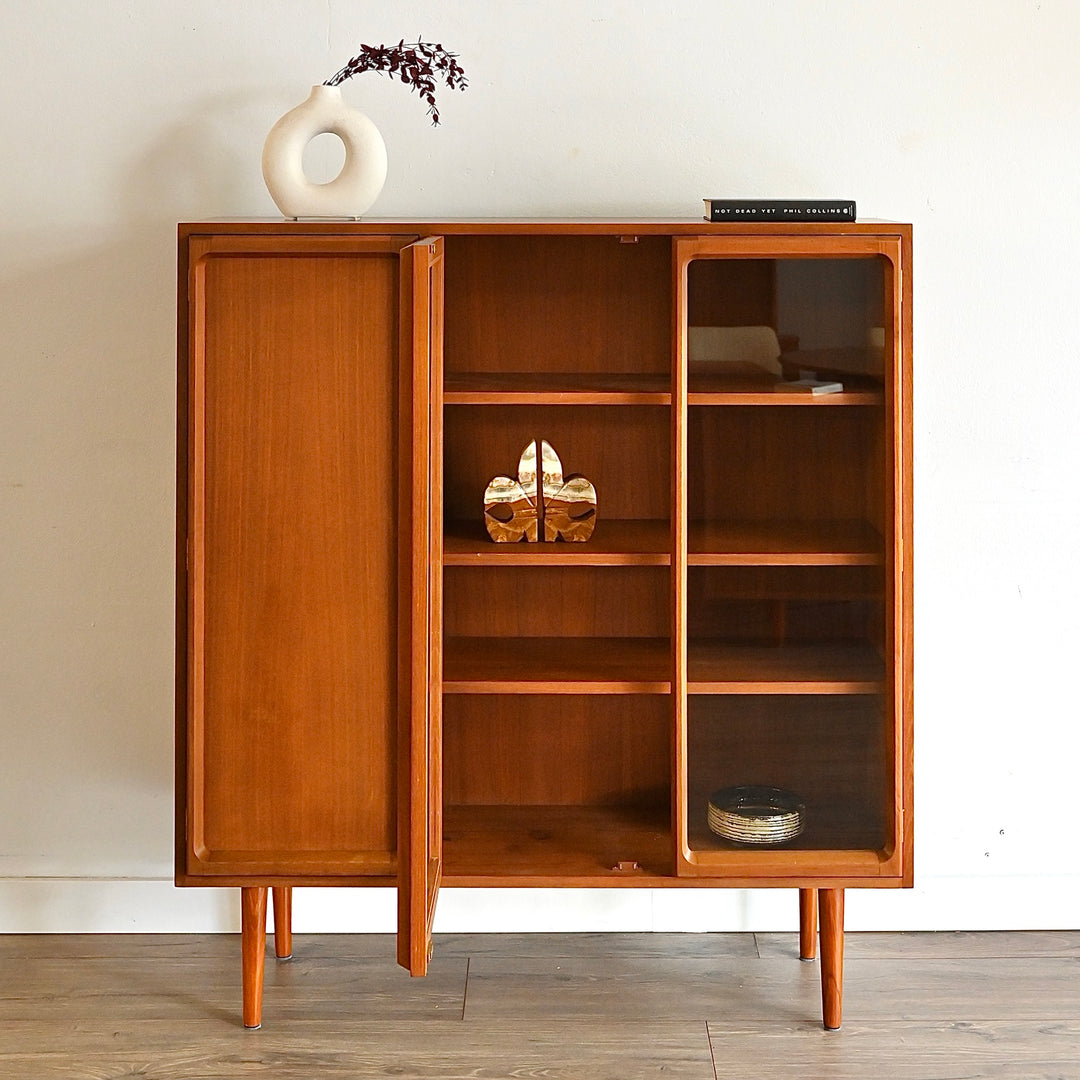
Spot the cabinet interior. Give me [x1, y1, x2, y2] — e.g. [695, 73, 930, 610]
[443, 234, 672, 384]
[442, 694, 671, 880]
[437, 235, 899, 881]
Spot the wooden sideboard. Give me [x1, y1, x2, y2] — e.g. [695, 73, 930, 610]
[177, 219, 913, 1029]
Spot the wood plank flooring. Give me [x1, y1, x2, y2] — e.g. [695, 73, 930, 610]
[2, 931, 1080, 1078]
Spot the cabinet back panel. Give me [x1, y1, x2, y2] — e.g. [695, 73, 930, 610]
[444, 236, 671, 376]
[687, 565, 883, 645]
[688, 407, 882, 522]
[444, 405, 670, 522]
[444, 695, 670, 805]
[686, 256, 886, 369]
[444, 566, 669, 638]
[195, 253, 398, 863]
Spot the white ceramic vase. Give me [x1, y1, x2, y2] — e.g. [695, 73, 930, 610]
[261, 84, 388, 218]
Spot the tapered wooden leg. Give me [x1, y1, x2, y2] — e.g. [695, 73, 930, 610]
[799, 888, 818, 961]
[272, 887, 293, 959]
[818, 887, 844, 1030]
[241, 887, 267, 1029]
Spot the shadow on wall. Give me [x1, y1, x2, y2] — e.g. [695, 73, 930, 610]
[0, 92, 272, 887]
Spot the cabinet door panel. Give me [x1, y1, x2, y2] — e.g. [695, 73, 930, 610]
[397, 237, 444, 974]
[671, 234, 910, 881]
[185, 236, 411, 878]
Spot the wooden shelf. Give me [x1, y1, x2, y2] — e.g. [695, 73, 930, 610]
[445, 520, 880, 566]
[442, 803, 672, 883]
[687, 643, 885, 694]
[445, 371, 671, 405]
[445, 519, 671, 565]
[689, 389, 881, 406]
[443, 638, 882, 694]
[686, 361, 882, 405]
[443, 636, 672, 694]
[689, 520, 883, 565]
[446, 369, 879, 405]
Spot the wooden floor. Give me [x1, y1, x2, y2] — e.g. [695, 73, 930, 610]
[2, 931, 1080, 1078]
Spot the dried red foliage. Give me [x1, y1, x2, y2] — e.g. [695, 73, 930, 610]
[325, 39, 468, 125]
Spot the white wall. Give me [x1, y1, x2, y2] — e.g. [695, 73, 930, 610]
[2, 0, 1079, 933]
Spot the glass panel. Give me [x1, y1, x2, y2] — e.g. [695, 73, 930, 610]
[688, 405, 882, 528]
[688, 565, 884, 645]
[685, 565, 886, 695]
[681, 249, 896, 862]
[686, 695, 891, 853]
[686, 256, 888, 392]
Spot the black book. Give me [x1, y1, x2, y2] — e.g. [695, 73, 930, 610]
[704, 199, 856, 223]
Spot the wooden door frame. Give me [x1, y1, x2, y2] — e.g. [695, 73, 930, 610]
[670, 232, 912, 883]
[177, 233, 415, 884]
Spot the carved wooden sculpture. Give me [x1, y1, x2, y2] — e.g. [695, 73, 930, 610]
[484, 440, 597, 542]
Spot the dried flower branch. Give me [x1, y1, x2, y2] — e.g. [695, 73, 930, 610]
[325, 39, 468, 125]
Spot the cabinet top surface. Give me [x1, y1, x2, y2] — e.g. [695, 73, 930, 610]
[178, 218, 911, 238]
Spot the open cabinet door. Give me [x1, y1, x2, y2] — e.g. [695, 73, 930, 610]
[397, 237, 444, 974]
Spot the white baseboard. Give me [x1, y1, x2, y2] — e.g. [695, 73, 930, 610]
[0, 877, 1076, 934]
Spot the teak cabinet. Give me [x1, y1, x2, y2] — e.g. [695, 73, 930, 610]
[177, 219, 913, 1030]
